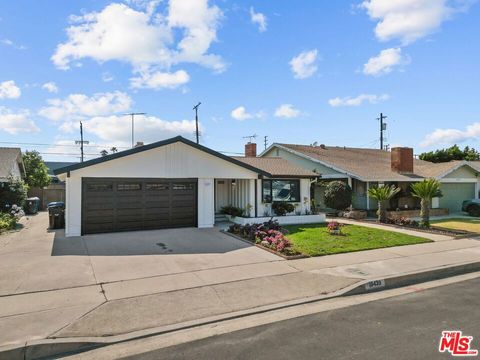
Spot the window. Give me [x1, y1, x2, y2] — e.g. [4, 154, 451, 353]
[146, 183, 169, 191]
[117, 183, 141, 191]
[173, 183, 194, 190]
[262, 179, 300, 203]
[87, 183, 113, 191]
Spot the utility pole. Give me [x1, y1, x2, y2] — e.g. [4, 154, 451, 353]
[124, 112, 146, 148]
[264, 136, 268, 150]
[377, 113, 387, 150]
[193, 102, 201, 144]
[75, 121, 89, 162]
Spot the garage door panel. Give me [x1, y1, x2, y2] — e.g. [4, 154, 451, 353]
[83, 178, 196, 235]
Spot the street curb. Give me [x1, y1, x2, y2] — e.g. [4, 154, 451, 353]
[2, 261, 480, 360]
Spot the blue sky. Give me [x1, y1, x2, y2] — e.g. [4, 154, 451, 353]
[0, 0, 479, 161]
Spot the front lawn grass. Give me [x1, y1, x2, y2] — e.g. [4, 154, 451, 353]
[283, 223, 431, 256]
[431, 218, 480, 233]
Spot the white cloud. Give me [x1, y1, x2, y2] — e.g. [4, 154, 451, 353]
[289, 49, 318, 79]
[250, 7, 267, 32]
[231, 106, 263, 121]
[130, 69, 189, 89]
[328, 94, 390, 107]
[1, 38, 27, 50]
[363, 47, 409, 76]
[420, 123, 480, 147]
[52, 1, 224, 86]
[81, 114, 197, 145]
[42, 82, 59, 93]
[361, 0, 470, 45]
[0, 107, 39, 135]
[102, 72, 114, 82]
[0, 80, 21, 99]
[274, 104, 301, 118]
[39, 91, 132, 121]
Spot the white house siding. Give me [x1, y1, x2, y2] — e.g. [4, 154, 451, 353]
[63, 142, 258, 236]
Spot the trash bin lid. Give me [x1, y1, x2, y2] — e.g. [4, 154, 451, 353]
[47, 201, 65, 208]
[27, 197, 40, 201]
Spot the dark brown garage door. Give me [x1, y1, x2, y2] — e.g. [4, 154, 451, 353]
[82, 178, 197, 235]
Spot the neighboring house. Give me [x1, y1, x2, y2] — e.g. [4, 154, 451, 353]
[0, 147, 25, 183]
[260, 144, 480, 214]
[45, 162, 76, 183]
[54, 136, 317, 237]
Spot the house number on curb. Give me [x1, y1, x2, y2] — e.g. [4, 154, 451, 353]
[365, 279, 385, 291]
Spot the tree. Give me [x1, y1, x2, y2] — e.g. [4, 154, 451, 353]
[324, 181, 352, 211]
[100, 150, 109, 157]
[368, 185, 401, 223]
[0, 175, 28, 211]
[22, 150, 51, 188]
[410, 179, 442, 227]
[419, 145, 480, 163]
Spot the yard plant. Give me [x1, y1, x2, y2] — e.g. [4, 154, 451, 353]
[272, 201, 295, 216]
[0, 213, 17, 232]
[410, 179, 442, 227]
[367, 184, 401, 223]
[323, 181, 352, 211]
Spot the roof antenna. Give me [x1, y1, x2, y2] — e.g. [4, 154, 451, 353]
[243, 134, 257, 143]
[193, 102, 201, 144]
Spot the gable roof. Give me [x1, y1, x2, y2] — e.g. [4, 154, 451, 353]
[0, 148, 24, 180]
[54, 136, 273, 177]
[232, 157, 317, 177]
[266, 143, 478, 182]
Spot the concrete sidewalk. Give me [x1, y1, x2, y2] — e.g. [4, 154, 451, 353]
[1, 234, 480, 356]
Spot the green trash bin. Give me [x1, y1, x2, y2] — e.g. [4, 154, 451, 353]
[25, 197, 40, 215]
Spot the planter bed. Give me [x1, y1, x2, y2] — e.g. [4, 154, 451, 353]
[222, 230, 307, 260]
[226, 214, 326, 226]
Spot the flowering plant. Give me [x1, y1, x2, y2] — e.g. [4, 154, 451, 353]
[327, 221, 342, 231]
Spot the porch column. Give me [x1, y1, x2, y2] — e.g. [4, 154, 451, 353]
[476, 180, 480, 199]
[347, 177, 352, 187]
[248, 179, 256, 217]
[366, 181, 370, 210]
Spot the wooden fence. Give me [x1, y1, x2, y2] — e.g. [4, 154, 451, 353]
[28, 184, 66, 210]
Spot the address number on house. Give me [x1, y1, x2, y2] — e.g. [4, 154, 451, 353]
[365, 279, 385, 291]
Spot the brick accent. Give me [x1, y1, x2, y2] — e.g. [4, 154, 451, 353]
[245, 142, 257, 157]
[391, 147, 414, 173]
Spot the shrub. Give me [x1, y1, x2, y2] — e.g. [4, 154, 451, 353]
[0, 176, 28, 211]
[220, 205, 244, 218]
[385, 217, 420, 227]
[326, 221, 342, 231]
[0, 213, 17, 231]
[324, 181, 352, 210]
[227, 220, 292, 253]
[272, 202, 295, 216]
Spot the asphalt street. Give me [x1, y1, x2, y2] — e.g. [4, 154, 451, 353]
[124, 278, 480, 360]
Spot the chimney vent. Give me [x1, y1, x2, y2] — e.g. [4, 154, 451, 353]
[391, 147, 414, 173]
[135, 141, 144, 148]
[245, 142, 257, 157]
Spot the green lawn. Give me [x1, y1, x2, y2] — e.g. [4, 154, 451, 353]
[283, 223, 432, 256]
[431, 218, 480, 233]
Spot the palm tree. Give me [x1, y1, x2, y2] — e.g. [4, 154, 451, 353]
[368, 185, 401, 223]
[410, 179, 442, 227]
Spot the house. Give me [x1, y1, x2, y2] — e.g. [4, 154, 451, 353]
[45, 162, 76, 183]
[54, 136, 321, 237]
[0, 148, 25, 183]
[260, 144, 480, 215]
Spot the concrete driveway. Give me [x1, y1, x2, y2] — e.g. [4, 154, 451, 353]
[0, 212, 280, 295]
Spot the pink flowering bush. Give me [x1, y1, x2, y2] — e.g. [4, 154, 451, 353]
[327, 221, 342, 231]
[255, 229, 292, 253]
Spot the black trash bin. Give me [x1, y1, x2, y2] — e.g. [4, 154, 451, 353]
[48, 202, 65, 229]
[25, 197, 40, 215]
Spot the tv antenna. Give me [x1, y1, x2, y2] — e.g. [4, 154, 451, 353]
[124, 112, 146, 148]
[243, 134, 257, 143]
